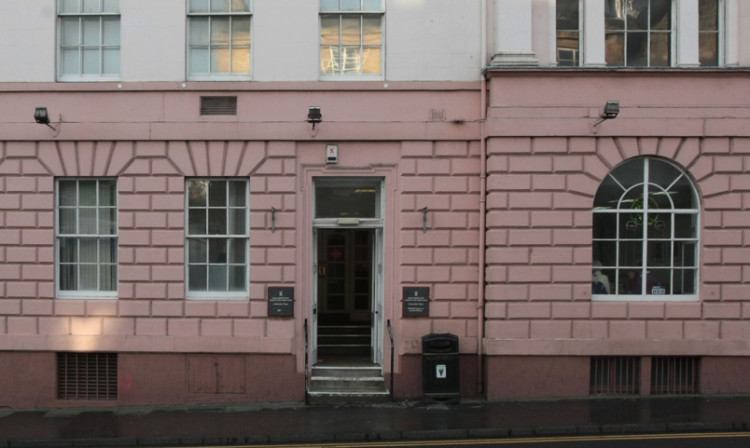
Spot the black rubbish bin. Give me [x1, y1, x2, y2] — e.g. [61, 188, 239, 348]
[422, 333, 460, 401]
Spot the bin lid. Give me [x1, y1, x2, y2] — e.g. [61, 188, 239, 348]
[422, 333, 458, 352]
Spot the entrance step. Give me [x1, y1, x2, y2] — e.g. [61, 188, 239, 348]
[318, 324, 371, 357]
[308, 365, 390, 405]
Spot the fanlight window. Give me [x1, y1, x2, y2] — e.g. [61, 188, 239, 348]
[592, 158, 699, 300]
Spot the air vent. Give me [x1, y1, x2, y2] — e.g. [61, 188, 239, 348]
[651, 357, 700, 395]
[590, 356, 640, 395]
[200, 96, 238, 116]
[429, 109, 446, 121]
[57, 352, 118, 401]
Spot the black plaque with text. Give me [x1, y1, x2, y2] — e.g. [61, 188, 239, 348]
[403, 287, 429, 317]
[268, 287, 294, 317]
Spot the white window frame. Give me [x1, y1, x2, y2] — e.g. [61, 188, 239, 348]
[319, 0, 385, 80]
[56, 178, 118, 299]
[186, 0, 253, 81]
[185, 178, 250, 300]
[604, 0, 676, 67]
[592, 158, 700, 302]
[57, 0, 121, 81]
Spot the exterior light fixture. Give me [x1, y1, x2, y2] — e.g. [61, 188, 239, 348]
[307, 106, 322, 129]
[592, 100, 620, 132]
[34, 107, 58, 131]
[602, 100, 620, 119]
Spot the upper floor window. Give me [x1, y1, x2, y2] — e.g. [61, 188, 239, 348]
[186, 179, 249, 299]
[699, 0, 722, 66]
[57, 179, 118, 298]
[556, 0, 581, 66]
[188, 0, 252, 80]
[605, 0, 673, 67]
[320, 0, 384, 77]
[592, 158, 699, 301]
[58, 0, 120, 81]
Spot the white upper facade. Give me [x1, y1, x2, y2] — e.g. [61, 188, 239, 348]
[0, 0, 747, 84]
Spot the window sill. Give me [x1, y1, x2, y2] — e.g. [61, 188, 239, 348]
[592, 294, 699, 302]
[319, 74, 385, 81]
[187, 293, 249, 301]
[57, 293, 118, 300]
[57, 76, 122, 83]
[188, 74, 253, 82]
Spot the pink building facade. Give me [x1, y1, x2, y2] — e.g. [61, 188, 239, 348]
[0, 0, 749, 407]
[483, 70, 750, 399]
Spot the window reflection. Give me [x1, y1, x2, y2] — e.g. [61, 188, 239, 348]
[556, 0, 580, 66]
[186, 179, 248, 294]
[699, 0, 720, 66]
[315, 178, 382, 219]
[57, 179, 118, 294]
[188, 2, 251, 76]
[592, 158, 699, 298]
[320, 1, 383, 76]
[59, 1, 120, 78]
[605, 0, 672, 67]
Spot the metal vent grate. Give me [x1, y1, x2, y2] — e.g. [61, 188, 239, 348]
[57, 352, 118, 401]
[651, 357, 700, 395]
[429, 109, 446, 121]
[200, 96, 238, 115]
[590, 357, 640, 395]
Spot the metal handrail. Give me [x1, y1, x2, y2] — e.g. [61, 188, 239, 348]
[387, 319, 394, 400]
[304, 318, 309, 404]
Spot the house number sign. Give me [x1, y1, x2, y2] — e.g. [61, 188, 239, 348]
[268, 287, 294, 317]
[403, 287, 430, 317]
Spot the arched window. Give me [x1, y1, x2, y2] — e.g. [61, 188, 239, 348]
[592, 157, 699, 301]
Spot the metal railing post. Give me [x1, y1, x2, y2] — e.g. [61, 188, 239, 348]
[387, 319, 394, 400]
[304, 318, 309, 404]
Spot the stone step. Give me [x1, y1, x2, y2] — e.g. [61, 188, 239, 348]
[312, 365, 382, 378]
[306, 390, 391, 405]
[318, 345, 370, 356]
[307, 364, 389, 404]
[317, 325, 371, 336]
[318, 334, 371, 343]
[310, 376, 386, 392]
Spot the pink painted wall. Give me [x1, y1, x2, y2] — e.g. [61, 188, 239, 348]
[485, 356, 590, 400]
[483, 71, 750, 361]
[0, 352, 301, 408]
[0, 84, 483, 405]
[2, 71, 750, 405]
[0, 138, 482, 351]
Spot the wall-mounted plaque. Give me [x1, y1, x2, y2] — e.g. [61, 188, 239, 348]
[268, 287, 294, 317]
[403, 287, 429, 317]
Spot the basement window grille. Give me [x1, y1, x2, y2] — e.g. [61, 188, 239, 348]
[590, 356, 640, 395]
[200, 96, 238, 116]
[651, 357, 700, 395]
[57, 352, 118, 401]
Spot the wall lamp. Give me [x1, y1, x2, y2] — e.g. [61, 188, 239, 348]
[34, 107, 58, 131]
[307, 106, 322, 130]
[592, 100, 620, 132]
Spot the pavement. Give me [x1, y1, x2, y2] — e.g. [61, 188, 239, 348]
[0, 395, 749, 447]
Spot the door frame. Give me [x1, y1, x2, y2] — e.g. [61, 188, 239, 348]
[310, 177, 385, 366]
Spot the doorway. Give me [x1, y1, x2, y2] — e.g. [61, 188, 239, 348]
[316, 229, 374, 359]
[311, 178, 384, 366]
